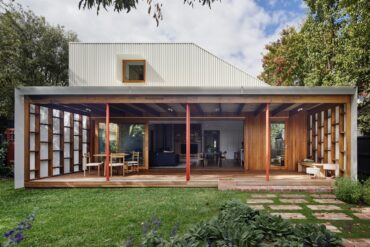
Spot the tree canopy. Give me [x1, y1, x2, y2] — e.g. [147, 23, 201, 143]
[0, 1, 78, 123]
[78, 0, 219, 26]
[259, 0, 370, 134]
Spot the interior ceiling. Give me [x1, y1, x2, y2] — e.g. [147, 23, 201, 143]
[39, 103, 323, 117]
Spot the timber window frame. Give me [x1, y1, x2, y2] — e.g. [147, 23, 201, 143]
[122, 60, 146, 83]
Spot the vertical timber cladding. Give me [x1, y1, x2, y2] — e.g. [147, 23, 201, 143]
[245, 111, 307, 171]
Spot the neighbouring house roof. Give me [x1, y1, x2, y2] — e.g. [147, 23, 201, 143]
[68, 42, 269, 87]
[16, 86, 356, 96]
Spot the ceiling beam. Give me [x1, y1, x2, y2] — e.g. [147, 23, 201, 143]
[133, 104, 160, 116]
[289, 104, 310, 116]
[307, 103, 339, 115]
[254, 104, 265, 116]
[156, 103, 177, 116]
[119, 104, 144, 116]
[194, 104, 204, 115]
[236, 103, 244, 115]
[271, 103, 292, 116]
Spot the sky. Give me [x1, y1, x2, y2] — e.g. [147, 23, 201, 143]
[17, 0, 307, 77]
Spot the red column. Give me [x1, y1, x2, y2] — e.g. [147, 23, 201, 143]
[265, 103, 270, 181]
[105, 103, 110, 181]
[186, 104, 190, 181]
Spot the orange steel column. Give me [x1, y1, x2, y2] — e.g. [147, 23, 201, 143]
[265, 103, 270, 181]
[186, 104, 190, 181]
[105, 103, 110, 182]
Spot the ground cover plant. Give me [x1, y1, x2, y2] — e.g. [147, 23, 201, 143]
[334, 177, 370, 205]
[122, 201, 342, 246]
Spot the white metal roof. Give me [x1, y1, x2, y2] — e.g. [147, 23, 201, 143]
[69, 43, 269, 87]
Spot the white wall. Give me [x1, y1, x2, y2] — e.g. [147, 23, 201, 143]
[201, 121, 243, 159]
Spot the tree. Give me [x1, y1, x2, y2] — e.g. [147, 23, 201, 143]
[0, 1, 78, 126]
[78, 0, 219, 26]
[259, 0, 370, 134]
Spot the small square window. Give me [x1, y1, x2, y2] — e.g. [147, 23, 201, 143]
[122, 60, 146, 82]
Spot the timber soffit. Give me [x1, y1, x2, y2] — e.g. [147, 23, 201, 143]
[16, 86, 357, 96]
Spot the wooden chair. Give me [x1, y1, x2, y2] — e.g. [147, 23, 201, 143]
[83, 153, 103, 176]
[109, 153, 127, 176]
[126, 151, 140, 172]
[218, 151, 227, 167]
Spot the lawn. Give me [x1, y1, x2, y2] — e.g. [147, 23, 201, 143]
[0, 179, 369, 246]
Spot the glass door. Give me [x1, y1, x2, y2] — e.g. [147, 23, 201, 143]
[270, 122, 286, 167]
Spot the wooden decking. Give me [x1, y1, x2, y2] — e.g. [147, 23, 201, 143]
[25, 170, 334, 191]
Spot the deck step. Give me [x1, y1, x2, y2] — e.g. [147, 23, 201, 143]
[218, 180, 333, 192]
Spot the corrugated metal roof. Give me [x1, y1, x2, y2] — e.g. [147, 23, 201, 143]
[17, 86, 356, 96]
[69, 43, 268, 87]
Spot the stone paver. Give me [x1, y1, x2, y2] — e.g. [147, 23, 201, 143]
[353, 213, 370, 220]
[280, 194, 307, 198]
[310, 194, 336, 199]
[313, 198, 344, 204]
[250, 194, 276, 198]
[246, 199, 273, 204]
[279, 198, 308, 204]
[351, 207, 370, 214]
[307, 205, 342, 211]
[271, 212, 306, 219]
[248, 205, 265, 210]
[323, 223, 341, 233]
[343, 239, 370, 247]
[269, 205, 302, 210]
[313, 212, 352, 220]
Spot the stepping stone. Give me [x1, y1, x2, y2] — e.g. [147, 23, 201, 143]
[313, 212, 352, 220]
[351, 207, 370, 214]
[280, 194, 307, 198]
[248, 205, 264, 210]
[313, 199, 344, 204]
[323, 223, 341, 233]
[353, 213, 370, 220]
[269, 205, 302, 210]
[246, 199, 273, 204]
[311, 194, 336, 199]
[250, 194, 276, 198]
[279, 199, 308, 204]
[307, 205, 342, 211]
[271, 212, 306, 219]
[343, 238, 370, 247]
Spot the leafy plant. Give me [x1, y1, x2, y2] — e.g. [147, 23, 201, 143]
[122, 200, 342, 246]
[334, 177, 363, 204]
[1, 209, 38, 246]
[362, 178, 370, 205]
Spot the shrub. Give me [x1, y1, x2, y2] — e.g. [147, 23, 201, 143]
[363, 178, 370, 205]
[334, 177, 363, 204]
[121, 200, 342, 247]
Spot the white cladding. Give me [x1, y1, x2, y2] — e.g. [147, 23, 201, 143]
[69, 43, 268, 87]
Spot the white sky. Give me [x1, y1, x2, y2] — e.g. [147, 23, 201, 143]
[17, 0, 306, 77]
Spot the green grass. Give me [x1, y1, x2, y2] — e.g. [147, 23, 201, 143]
[1, 180, 369, 246]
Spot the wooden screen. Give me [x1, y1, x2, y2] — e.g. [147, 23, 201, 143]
[26, 105, 90, 181]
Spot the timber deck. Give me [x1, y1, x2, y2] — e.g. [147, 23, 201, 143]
[25, 170, 334, 192]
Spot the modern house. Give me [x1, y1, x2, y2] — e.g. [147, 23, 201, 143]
[14, 43, 357, 189]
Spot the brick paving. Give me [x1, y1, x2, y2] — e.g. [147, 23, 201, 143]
[313, 198, 345, 204]
[307, 205, 342, 211]
[246, 199, 274, 204]
[271, 212, 306, 219]
[279, 198, 308, 204]
[268, 205, 302, 210]
[313, 212, 352, 220]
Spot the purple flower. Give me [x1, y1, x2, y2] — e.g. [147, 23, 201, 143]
[3, 230, 14, 238]
[14, 232, 24, 244]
